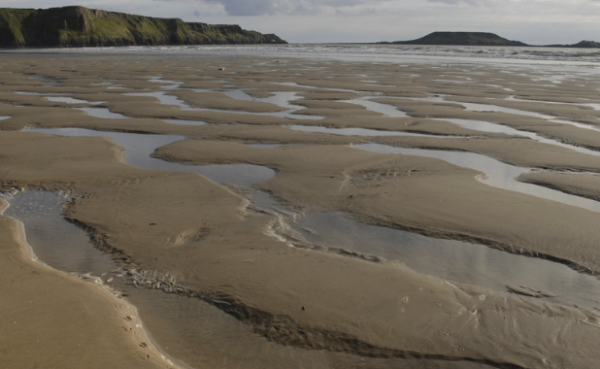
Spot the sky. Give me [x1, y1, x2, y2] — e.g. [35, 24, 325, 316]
[1, 0, 599, 44]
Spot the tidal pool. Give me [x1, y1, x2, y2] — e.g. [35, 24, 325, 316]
[354, 143, 600, 213]
[127, 89, 323, 120]
[46, 97, 104, 104]
[163, 119, 208, 126]
[7, 134, 502, 369]
[246, 143, 283, 148]
[8, 132, 599, 368]
[506, 95, 600, 111]
[2, 190, 117, 275]
[440, 118, 600, 157]
[342, 98, 409, 118]
[243, 188, 600, 312]
[1, 187, 499, 369]
[29, 128, 276, 188]
[391, 95, 600, 144]
[458, 101, 600, 131]
[291, 211, 600, 310]
[288, 124, 461, 138]
[76, 107, 130, 119]
[125, 91, 187, 108]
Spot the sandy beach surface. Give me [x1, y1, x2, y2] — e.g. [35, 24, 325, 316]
[2, 51, 600, 368]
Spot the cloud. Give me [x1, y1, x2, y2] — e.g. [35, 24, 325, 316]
[197, 0, 383, 16]
[207, 0, 274, 16]
[426, 0, 484, 5]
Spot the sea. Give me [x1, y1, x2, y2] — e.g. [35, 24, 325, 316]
[8, 43, 600, 68]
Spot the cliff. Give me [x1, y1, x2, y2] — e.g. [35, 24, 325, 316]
[0, 6, 287, 48]
[381, 32, 600, 49]
[547, 40, 600, 48]
[386, 32, 527, 46]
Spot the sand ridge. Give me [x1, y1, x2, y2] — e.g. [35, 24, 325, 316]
[1, 53, 600, 368]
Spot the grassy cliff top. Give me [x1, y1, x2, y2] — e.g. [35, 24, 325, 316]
[0, 6, 287, 48]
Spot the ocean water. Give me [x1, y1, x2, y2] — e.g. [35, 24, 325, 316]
[9, 43, 600, 68]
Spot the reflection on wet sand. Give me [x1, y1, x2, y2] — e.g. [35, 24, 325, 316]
[3, 53, 600, 369]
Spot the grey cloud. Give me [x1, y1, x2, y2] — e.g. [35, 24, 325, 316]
[427, 0, 483, 4]
[203, 0, 380, 16]
[208, 0, 274, 16]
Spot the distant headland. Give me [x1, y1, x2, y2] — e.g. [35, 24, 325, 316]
[380, 31, 600, 48]
[0, 6, 287, 48]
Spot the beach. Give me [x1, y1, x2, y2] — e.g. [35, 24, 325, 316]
[2, 48, 600, 368]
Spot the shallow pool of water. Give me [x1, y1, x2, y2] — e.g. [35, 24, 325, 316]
[127, 89, 323, 120]
[2, 191, 118, 275]
[7, 146, 600, 368]
[343, 98, 409, 118]
[125, 91, 186, 108]
[3, 188, 499, 369]
[292, 211, 600, 310]
[218, 89, 301, 111]
[16, 91, 67, 96]
[29, 128, 275, 188]
[441, 118, 600, 157]
[288, 125, 446, 138]
[506, 95, 600, 112]
[163, 119, 207, 126]
[354, 143, 600, 213]
[148, 76, 181, 87]
[458, 101, 600, 131]
[76, 107, 129, 119]
[247, 143, 283, 148]
[31, 74, 60, 87]
[46, 97, 103, 104]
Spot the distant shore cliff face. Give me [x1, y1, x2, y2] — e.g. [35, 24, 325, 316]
[383, 31, 600, 48]
[387, 32, 526, 46]
[0, 6, 287, 48]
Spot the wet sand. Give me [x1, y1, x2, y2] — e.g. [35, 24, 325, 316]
[0, 198, 176, 369]
[2, 53, 600, 368]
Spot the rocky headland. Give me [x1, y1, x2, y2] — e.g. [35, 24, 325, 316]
[382, 31, 600, 48]
[0, 6, 287, 48]
[384, 32, 526, 46]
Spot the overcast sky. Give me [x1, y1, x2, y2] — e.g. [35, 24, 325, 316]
[1, 0, 599, 44]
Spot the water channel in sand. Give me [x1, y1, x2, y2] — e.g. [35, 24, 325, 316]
[355, 143, 600, 213]
[76, 107, 130, 119]
[30, 128, 276, 188]
[2, 130, 502, 369]
[46, 96, 104, 105]
[1, 153, 597, 369]
[457, 100, 600, 131]
[2, 190, 118, 275]
[288, 125, 460, 138]
[375, 95, 600, 155]
[7, 78, 600, 367]
[12, 126, 600, 310]
[129, 76, 325, 121]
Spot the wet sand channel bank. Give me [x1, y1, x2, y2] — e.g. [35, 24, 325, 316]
[2, 53, 600, 368]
